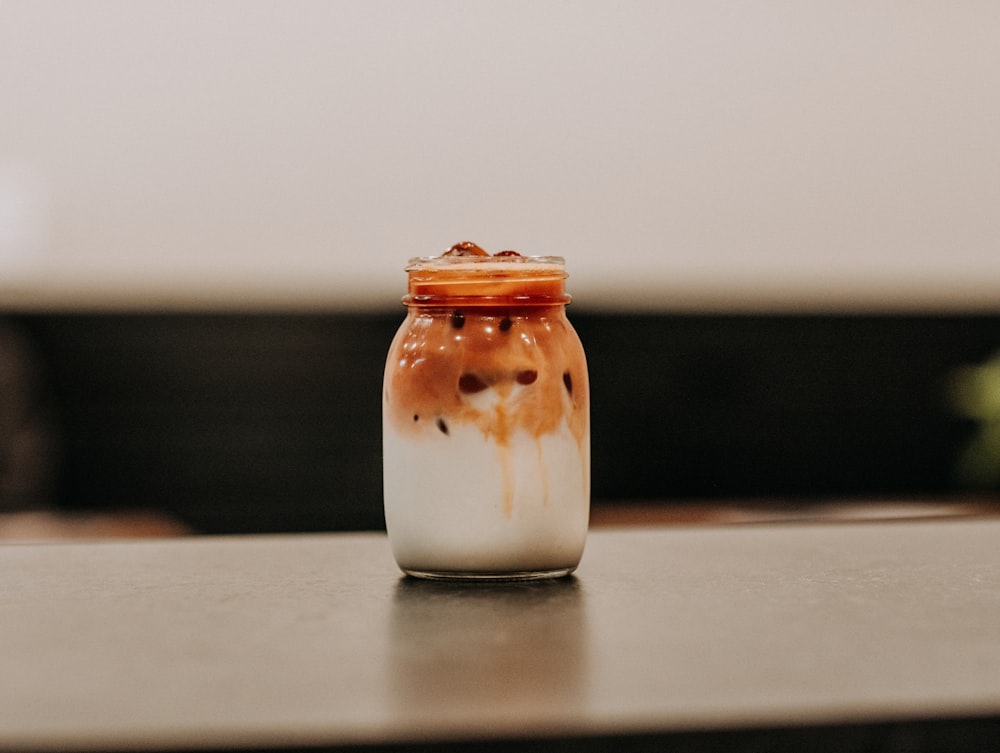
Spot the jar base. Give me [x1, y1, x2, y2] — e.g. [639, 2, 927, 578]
[401, 566, 576, 582]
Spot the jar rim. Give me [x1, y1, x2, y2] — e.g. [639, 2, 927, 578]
[406, 255, 565, 271]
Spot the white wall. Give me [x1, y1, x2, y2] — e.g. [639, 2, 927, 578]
[2, 0, 999, 311]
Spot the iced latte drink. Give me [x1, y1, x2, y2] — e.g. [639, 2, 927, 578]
[382, 242, 590, 580]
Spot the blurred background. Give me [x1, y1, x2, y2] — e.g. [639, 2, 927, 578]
[2, 1, 1000, 536]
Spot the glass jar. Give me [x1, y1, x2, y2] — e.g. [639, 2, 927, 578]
[382, 243, 590, 580]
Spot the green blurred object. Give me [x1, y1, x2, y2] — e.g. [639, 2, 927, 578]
[951, 351, 1000, 488]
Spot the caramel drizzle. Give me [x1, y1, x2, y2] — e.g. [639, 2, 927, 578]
[385, 308, 588, 516]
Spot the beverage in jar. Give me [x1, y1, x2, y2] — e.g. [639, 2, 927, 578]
[382, 242, 590, 580]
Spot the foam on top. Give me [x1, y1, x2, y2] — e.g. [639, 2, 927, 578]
[404, 242, 568, 303]
[406, 241, 565, 272]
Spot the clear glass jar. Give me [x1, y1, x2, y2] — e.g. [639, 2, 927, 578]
[382, 243, 590, 580]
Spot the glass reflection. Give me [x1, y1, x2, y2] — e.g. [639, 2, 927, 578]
[387, 576, 588, 721]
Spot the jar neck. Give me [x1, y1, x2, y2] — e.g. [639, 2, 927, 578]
[403, 261, 571, 307]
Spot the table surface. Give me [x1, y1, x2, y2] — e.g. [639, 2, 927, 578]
[3, 518, 1000, 751]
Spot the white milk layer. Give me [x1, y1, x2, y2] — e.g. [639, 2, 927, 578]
[383, 418, 589, 575]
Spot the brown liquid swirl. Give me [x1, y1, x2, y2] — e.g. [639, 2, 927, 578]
[385, 306, 587, 449]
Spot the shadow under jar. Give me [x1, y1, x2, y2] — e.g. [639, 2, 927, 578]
[382, 243, 590, 580]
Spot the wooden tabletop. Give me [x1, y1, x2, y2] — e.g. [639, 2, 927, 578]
[3, 518, 1000, 751]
